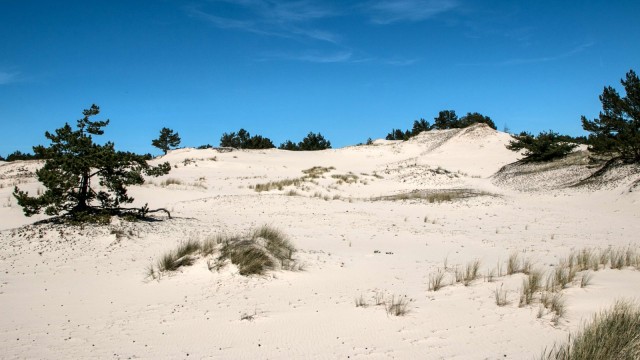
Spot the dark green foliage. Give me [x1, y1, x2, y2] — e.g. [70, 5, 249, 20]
[219, 128, 275, 149]
[385, 128, 411, 141]
[278, 140, 299, 150]
[412, 118, 432, 135]
[506, 130, 578, 162]
[0, 154, 4, 161]
[197, 144, 213, 149]
[279, 132, 332, 151]
[433, 110, 459, 130]
[151, 127, 181, 154]
[459, 112, 497, 130]
[298, 132, 332, 150]
[581, 69, 640, 163]
[5, 150, 44, 162]
[366, 137, 373, 145]
[386, 111, 494, 141]
[13, 105, 171, 220]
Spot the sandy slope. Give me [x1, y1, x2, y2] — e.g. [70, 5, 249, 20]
[1, 124, 639, 359]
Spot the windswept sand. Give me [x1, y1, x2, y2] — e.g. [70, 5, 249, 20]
[1, 124, 639, 359]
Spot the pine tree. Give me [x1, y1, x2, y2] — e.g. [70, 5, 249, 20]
[582, 69, 640, 163]
[411, 118, 432, 135]
[13, 105, 171, 220]
[278, 140, 299, 151]
[433, 110, 459, 130]
[152, 127, 181, 154]
[298, 132, 332, 150]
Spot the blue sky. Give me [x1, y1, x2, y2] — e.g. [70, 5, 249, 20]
[1, 0, 639, 155]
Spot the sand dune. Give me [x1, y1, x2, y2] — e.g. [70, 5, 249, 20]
[1, 125, 639, 359]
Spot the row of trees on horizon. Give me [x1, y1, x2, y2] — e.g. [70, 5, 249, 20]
[1, 69, 638, 166]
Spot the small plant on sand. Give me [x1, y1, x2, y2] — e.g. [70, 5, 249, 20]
[428, 270, 446, 291]
[385, 295, 410, 316]
[507, 252, 521, 275]
[462, 260, 481, 286]
[495, 284, 509, 306]
[355, 294, 368, 308]
[540, 300, 640, 359]
[519, 270, 543, 306]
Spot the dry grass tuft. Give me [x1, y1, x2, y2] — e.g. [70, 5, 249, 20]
[541, 300, 640, 359]
[428, 270, 446, 291]
[385, 295, 410, 316]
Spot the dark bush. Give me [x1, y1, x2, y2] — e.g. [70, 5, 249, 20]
[506, 130, 578, 162]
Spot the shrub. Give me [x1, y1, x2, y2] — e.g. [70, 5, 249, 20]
[506, 130, 579, 162]
[541, 300, 640, 359]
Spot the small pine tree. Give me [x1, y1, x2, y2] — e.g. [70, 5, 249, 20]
[278, 140, 299, 151]
[433, 110, 459, 130]
[581, 69, 640, 163]
[151, 127, 181, 154]
[411, 118, 432, 136]
[298, 132, 332, 151]
[13, 105, 171, 220]
[506, 130, 578, 162]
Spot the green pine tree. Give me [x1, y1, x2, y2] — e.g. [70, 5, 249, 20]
[13, 105, 171, 221]
[152, 127, 181, 154]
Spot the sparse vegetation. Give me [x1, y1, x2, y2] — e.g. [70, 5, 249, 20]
[385, 295, 410, 316]
[495, 284, 509, 306]
[148, 226, 298, 278]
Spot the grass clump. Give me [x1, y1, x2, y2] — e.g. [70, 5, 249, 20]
[385, 295, 410, 316]
[461, 260, 481, 286]
[157, 239, 202, 272]
[507, 252, 521, 275]
[216, 225, 297, 275]
[428, 270, 446, 291]
[541, 300, 640, 359]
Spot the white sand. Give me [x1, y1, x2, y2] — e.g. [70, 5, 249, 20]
[1, 124, 639, 359]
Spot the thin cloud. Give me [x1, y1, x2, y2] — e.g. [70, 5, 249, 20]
[186, 1, 340, 44]
[366, 0, 459, 24]
[259, 50, 354, 63]
[0, 70, 20, 85]
[498, 42, 594, 66]
[459, 42, 596, 67]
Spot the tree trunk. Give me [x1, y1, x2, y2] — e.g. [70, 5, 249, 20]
[76, 172, 90, 212]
